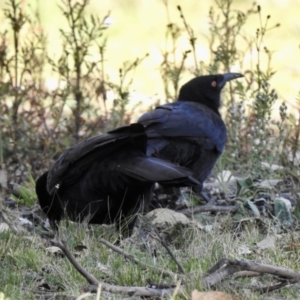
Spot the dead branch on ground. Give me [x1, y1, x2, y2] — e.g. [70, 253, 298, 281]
[52, 238, 300, 297]
[203, 258, 300, 292]
[179, 205, 238, 217]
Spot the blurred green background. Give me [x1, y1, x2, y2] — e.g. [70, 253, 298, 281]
[0, 0, 299, 109]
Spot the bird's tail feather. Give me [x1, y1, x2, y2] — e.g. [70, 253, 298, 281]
[119, 156, 199, 187]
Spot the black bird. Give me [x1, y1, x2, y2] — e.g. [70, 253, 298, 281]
[35, 123, 198, 236]
[138, 73, 243, 202]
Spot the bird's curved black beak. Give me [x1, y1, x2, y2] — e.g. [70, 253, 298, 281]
[218, 72, 244, 88]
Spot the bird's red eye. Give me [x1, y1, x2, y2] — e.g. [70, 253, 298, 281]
[211, 81, 217, 87]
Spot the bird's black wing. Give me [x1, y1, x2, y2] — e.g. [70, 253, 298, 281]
[138, 101, 227, 153]
[47, 123, 146, 194]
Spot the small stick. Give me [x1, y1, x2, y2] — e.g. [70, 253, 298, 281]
[51, 239, 100, 285]
[234, 271, 262, 278]
[99, 237, 182, 278]
[0, 210, 20, 235]
[83, 283, 180, 297]
[179, 205, 237, 217]
[205, 258, 228, 275]
[203, 264, 237, 287]
[139, 215, 185, 274]
[149, 231, 185, 274]
[228, 259, 300, 281]
[33, 291, 77, 299]
[255, 281, 290, 293]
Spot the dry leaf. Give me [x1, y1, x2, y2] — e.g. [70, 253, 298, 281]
[191, 290, 237, 300]
[0, 169, 7, 188]
[238, 245, 252, 255]
[0, 223, 10, 232]
[257, 236, 275, 250]
[45, 246, 63, 256]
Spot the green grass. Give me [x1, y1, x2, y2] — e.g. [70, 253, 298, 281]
[1, 212, 300, 299]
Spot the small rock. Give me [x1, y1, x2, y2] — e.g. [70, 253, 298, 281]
[146, 208, 191, 228]
[18, 217, 33, 226]
[203, 224, 213, 232]
[279, 193, 296, 207]
[258, 179, 282, 189]
[261, 162, 284, 171]
[3, 197, 17, 208]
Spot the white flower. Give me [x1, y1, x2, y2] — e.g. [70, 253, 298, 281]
[103, 16, 114, 27]
[254, 139, 260, 145]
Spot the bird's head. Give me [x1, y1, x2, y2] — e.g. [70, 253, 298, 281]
[178, 73, 244, 113]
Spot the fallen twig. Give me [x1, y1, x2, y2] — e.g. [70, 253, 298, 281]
[233, 271, 262, 278]
[51, 239, 100, 285]
[227, 259, 300, 281]
[99, 237, 182, 278]
[0, 210, 20, 235]
[203, 263, 237, 287]
[83, 283, 180, 297]
[179, 205, 237, 217]
[203, 258, 300, 292]
[148, 231, 185, 274]
[138, 215, 186, 273]
[256, 281, 290, 293]
[33, 290, 77, 300]
[284, 242, 300, 250]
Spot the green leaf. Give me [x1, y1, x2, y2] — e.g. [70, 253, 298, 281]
[232, 202, 251, 221]
[274, 197, 293, 227]
[236, 177, 253, 196]
[246, 200, 260, 217]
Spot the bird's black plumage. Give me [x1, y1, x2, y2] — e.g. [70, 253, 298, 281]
[138, 73, 243, 200]
[35, 123, 198, 236]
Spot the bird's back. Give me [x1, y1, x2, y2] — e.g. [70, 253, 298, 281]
[138, 101, 226, 179]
